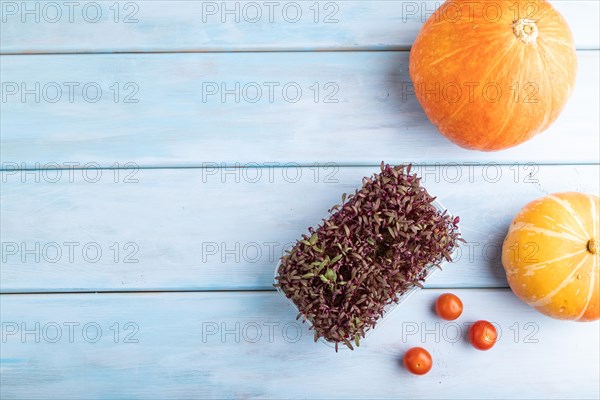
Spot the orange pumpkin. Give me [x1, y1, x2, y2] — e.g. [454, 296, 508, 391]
[502, 192, 599, 321]
[409, 0, 577, 151]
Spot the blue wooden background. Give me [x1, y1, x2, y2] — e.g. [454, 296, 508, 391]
[1, 1, 599, 398]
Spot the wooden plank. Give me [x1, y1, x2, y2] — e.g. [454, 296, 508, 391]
[1, 165, 598, 293]
[1, 289, 598, 399]
[1, 51, 599, 167]
[0, 1, 598, 53]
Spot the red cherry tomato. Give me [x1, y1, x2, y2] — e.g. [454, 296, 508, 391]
[469, 320, 497, 350]
[403, 347, 433, 375]
[435, 293, 463, 320]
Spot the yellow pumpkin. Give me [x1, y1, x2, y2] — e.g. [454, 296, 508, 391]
[502, 192, 599, 321]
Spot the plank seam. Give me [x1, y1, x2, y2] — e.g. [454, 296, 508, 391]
[2, 162, 600, 172]
[2, 48, 599, 57]
[0, 287, 511, 295]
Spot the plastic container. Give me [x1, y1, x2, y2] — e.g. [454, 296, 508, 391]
[274, 199, 460, 350]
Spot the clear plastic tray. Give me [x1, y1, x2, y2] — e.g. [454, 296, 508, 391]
[274, 199, 460, 350]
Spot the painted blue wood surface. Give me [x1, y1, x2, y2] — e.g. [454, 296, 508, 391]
[1, 165, 598, 293]
[0, 0, 599, 399]
[1, 1, 598, 53]
[1, 290, 599, 399]
[1, 52, 598, 167]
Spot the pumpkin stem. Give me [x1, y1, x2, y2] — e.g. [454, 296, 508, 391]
[588, 239, 598, 255]
[513, 19, 539, 44]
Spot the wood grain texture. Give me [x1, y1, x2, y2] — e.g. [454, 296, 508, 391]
[1, 2, 599, 399]
[2, 165, 598, 293]
[0, 1, 598, 53]
[1, 289, 598, 399]
[1, 51, 599, 167]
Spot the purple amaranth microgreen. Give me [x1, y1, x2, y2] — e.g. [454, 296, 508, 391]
[274, 163, 463, 351]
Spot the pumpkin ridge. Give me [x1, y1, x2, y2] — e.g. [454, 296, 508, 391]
[546, 195, 590, 237]
[575, 256, 597, 321]
[491, 104, 517, 144]
[427, 36, 504, 67]
[538, 2, 574, 39]
[532, 43, 555, 134]
[529, 254, 589, 307]
[535, 2, 559, 30]
[490, 44, 529, 144]
[508, 223, 586, 244]
[552, 222, 589, 242]
[537, 43, 573, 82]
[446, 37, 520, 122]
[535, 41, 575, 108]
[520, 249, 587, 275]
[590, 196, 599, 239]
[538, 36, 575, 49]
